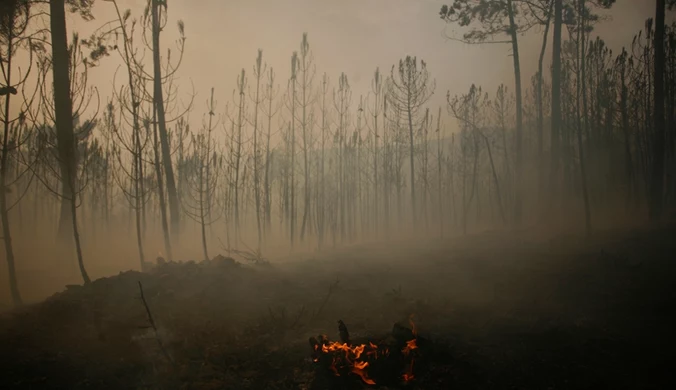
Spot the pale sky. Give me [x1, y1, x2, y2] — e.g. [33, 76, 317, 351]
[62, 0, 662, 133]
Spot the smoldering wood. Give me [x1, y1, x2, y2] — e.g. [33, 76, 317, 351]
[309, 318, 427, 387]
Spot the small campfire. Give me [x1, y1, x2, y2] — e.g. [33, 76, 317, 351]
[309, 316, 421, 387]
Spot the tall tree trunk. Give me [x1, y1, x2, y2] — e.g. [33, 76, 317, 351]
[50, 0, 90, 284]
[199, 163, 208, 261]
[450, 134, 457, 228]
[151, 119, 173, 262]
[264, 69, 275, 233]
[373, 120, 379, 237]
[234, 70, 246, 241]
[319, 74, 328, 247]
[253, 54, 263, 250]
[619, 51, 635, 210]
[537, 0, 554, 213]
[549, 0, 563, 214]
[0, 171, 20, 304]
[576, 2, 592, 236]
[422, 111, 429, 231]
[134, 130, 146, 270]
[436, 107, 444, 237]
[650, 0, 666, 220]
[1, 19, 22, 304]
[50, 0, 75, 241]
[299, 91, 310, 242]
[289, 56, 297, 246]
[407, 89, 416, 225]
[151, 0, 180, 238]
[116, 0, 146, 269]
[580, 0, 591, 186]
[506, 0, 524, 224]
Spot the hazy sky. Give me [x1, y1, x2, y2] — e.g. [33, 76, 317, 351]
[67, 0, 662, 131]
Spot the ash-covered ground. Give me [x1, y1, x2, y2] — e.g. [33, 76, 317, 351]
[1, 226, 674, 390]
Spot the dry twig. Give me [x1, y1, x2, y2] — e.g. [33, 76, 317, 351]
[138, 281, 174, 366]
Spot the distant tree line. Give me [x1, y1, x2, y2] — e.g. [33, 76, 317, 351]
[0, 0, 673, 306]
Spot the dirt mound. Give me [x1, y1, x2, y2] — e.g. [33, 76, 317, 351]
[1, 253, 448, 389]
[0, 255, 292, 389]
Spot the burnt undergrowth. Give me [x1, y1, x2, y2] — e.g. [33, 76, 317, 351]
[1, 226, 675, 389]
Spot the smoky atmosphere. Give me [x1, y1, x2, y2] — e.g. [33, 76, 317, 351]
[0, 0, 675, 389]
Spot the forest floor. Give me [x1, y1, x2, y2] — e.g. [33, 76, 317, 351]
[1, 223, 675, 390]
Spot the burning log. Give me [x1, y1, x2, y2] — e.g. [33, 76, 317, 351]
[309, 316, 421, 387]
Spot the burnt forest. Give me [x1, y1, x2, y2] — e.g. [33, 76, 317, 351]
[1, 0, 675, 389]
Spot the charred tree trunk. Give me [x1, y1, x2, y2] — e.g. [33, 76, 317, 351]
[299, 40, 312, 243]
[289, 55, 298, 247]
[151, 118, 173, 262]
[253, 53, 263, 250]
[549, 0, 563, 214]
[151, 0, 180, 239]
[319, 73, 329, 248]
[537, 0, 554, 212]
[618, 50, 635, 210]
[50, 0, 76, 241]
[50, 0, 90, 284]
[234, 70, 246, 241]
[264, 68, 276, 234]
[406, 88, 416, 225]
[506, 0, 524, 225]
[576, 3, 592, 236]
[650, 0, 666, 220]
[436, 107, 444, 237]
[1, 16, 21, 304]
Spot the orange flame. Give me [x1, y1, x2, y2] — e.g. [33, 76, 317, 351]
[314, 315, 419, 385]
[319, 340, 379, 385]
[401, 315, 418, 382]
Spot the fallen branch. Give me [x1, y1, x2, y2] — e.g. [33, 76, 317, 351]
[138, 281, 174, 366]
